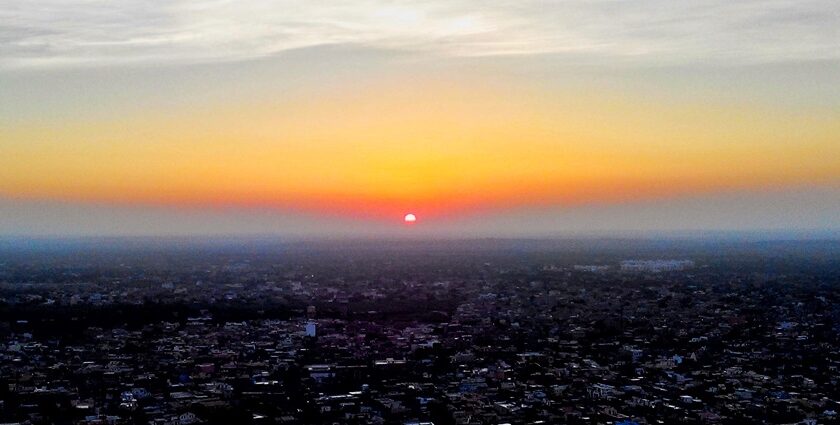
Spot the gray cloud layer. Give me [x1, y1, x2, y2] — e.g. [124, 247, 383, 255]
[2, 0, 838, 68]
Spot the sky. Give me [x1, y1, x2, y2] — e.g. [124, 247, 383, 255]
[1, 0, 839, 237]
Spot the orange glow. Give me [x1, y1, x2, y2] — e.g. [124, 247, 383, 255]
[1, 76, 839, 221]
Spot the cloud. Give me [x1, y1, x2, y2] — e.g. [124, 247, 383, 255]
[1, 0, 837, 69]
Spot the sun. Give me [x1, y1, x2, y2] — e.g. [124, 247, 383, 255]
[403, 213, 417, 223]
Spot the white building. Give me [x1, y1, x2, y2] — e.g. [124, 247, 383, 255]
[620, 260, 694, 273]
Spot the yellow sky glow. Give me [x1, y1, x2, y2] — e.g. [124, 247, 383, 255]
[2, 76, 839, 220]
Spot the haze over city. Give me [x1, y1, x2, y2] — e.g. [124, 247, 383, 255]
[3, 3, 840, 425]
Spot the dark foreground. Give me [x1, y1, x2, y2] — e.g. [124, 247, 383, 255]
[1, 238, 839, 424]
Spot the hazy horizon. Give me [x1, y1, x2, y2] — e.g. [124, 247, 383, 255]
[2, 185, 839, 238]
[2, 1, 839, 237]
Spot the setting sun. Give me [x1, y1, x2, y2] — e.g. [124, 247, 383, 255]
[0, 0, 838, 237]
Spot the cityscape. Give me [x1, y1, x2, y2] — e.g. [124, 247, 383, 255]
[2, 1, 839, 424]
[1, 239, 838, 424]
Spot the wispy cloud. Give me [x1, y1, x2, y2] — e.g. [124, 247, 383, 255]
[1, 0, 838, 68]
